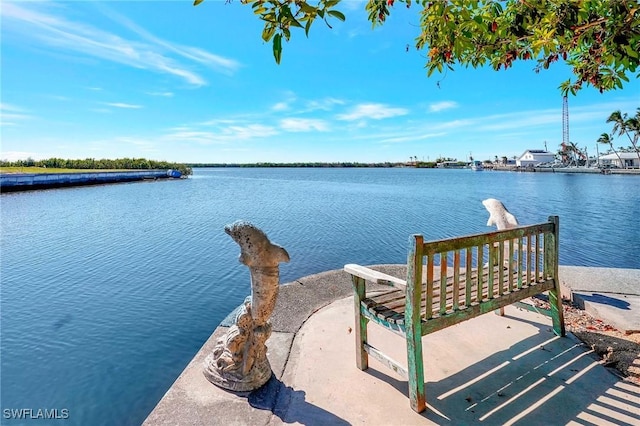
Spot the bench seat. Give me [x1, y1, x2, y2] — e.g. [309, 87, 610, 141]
[362, 267, 553, 327]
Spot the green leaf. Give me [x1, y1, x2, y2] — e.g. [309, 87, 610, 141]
[261, 12, 276, 22]
[625, 45, 639, 59]
[193, 0, 204, 5]
[305, 19, 313, 37]
[299, 3, 317, 14]
[273, 33, 282, 64]
[287, 17, 304, 28]
[262, 25, 276, 42]
[327, 10, 345, 21]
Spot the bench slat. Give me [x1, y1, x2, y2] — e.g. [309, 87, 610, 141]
[363, 279, 555, 330]
[362, 267, 552, 326]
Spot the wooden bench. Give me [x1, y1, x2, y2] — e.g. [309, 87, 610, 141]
[344, 216, 565, 413]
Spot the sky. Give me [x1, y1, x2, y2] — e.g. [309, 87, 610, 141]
[1, 0, 638, 164]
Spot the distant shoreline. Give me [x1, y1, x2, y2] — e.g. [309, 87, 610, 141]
[186, 163, 640, 174]
[186, 162, 419, 168]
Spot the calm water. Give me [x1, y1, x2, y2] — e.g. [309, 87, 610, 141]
[1, 168, 639, 424]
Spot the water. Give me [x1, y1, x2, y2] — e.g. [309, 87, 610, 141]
[1, 168, 638, 424]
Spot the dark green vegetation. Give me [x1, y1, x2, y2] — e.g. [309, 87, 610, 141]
[1, 158, 192, 176]
[195, 0, 639, 94]
[187, 157, 463, 168]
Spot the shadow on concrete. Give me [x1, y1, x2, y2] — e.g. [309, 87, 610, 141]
[249, 376, 349, 425]
[575, 293, 631, 310]
[364, 328, 640, 424]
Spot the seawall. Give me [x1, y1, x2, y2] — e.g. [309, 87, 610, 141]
[0, 170, 181, 192]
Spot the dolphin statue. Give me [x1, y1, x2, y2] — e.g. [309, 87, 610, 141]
[482, 198, 519, 230]
[224, 220, 290, 328]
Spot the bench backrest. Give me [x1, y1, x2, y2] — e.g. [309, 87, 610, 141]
[405, 216, 559, 322]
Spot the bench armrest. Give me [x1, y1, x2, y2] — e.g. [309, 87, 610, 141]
[344, 264, 407, 290]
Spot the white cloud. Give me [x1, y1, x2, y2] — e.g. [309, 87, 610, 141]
[0, 103, 32, 126]
[434, 119, 475, 130]
[342, 0, 368, 11]
[0, 151, 42, 161]
[100, 6, 241, 75]
[378, 132, 447, 144]
[176, 46, 241, 75]
[163, 123, 278, 145]
[114, 136, 156, 150]
[224, 124, 279, 139]
[272, 102, 290, 112]
[146, 91, 174, 97]
[270, 91, 298, 112]
[429, 101, 458, 112]
[305, 97, 345, 112]
[103, 102, 143, 109]
[198, 118, 240, 126]
[337, 103, 408, 121]
[1, 103, 26, 113]
[280, 118, 329, 132]
[0, 3, 240, 86]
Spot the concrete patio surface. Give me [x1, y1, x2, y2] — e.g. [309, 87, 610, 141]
[144, 265, 640, 425]
[277, 297, 639, 425]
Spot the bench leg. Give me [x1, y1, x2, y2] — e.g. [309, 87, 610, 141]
[406, 327, 426, 413]
[352, 276, 368, 370]
[549, 286, 566, 337]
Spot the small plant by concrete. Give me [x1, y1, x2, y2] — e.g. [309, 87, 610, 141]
[203, 221, 290, 392]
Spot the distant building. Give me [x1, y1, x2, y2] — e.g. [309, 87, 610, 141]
[516, 150, 556, 167]
[499, 157, 516, 166]
[599, 152, 640, 169]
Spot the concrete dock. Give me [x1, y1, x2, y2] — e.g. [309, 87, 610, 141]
[144, 265, 640, 425]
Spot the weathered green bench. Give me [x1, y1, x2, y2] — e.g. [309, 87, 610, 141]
[344, 216, 565, 413]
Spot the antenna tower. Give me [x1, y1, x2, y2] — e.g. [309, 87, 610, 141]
[562, 95, 569, 146]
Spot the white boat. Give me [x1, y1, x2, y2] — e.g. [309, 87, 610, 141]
[471, 160, 484, 171]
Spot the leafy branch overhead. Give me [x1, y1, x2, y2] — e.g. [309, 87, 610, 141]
[194, 0, 345, 64]
[195, 0, 640, 95]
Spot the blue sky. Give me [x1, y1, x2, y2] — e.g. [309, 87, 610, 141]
[1, 1, 638, 164]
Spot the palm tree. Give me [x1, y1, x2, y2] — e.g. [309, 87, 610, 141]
[608, 109, 640, 168]
[597, 133, 623, 168]
[607, 110, 626, 137]
[625, 109, 640, 168]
